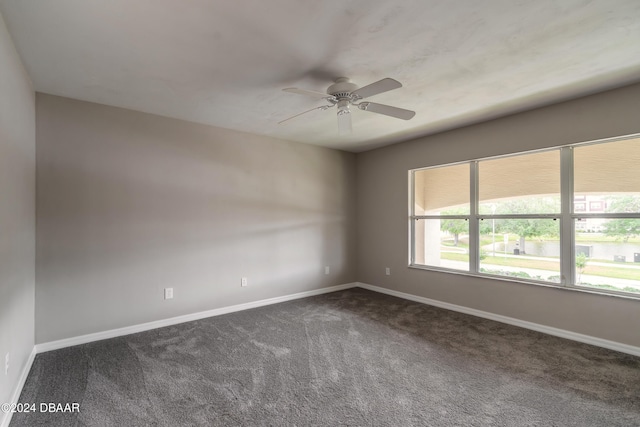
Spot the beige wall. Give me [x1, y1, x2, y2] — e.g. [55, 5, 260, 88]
[36, 94, 356, 344]
[356, 83, 640, 347]
[0, 11, 35, 413]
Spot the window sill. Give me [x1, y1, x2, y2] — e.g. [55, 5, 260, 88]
[408, 264, 640, 301]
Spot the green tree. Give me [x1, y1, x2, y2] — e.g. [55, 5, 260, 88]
[603, 196, 640, 242]
[576, 252, 588, 283]
[440, 206, 468, 246]
[440, 218, 467, 246]
[478, 218, 493, 235]
[496, 218, 558, 253]
[492, 198, 560, 254]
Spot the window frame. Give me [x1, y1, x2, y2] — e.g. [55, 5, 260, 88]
[409, 134, 640, 299]
[410, 161, 472, 272]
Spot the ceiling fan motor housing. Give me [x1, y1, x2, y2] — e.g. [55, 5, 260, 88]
[327, 77, 358, 99]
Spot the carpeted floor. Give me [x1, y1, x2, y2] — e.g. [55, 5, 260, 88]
[11, 288, 640, 426]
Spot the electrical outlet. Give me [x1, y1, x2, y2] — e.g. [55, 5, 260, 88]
[241, 277, 248, 287]
[5, 353, 9, 375]
[325, 266, 330, 275]
[164, 288, 173, 300]
[385, 267, 391, 276]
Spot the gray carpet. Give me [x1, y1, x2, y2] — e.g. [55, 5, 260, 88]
[11, 288, 640, 426]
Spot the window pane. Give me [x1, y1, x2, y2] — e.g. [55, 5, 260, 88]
[414, 164, 469, 215]
[479, 218, 560, 282]
[479, 150, 560, 215]
[575, 219, 640, 294]
[574, 138, 640, 214]
[414, 219, 468, 271]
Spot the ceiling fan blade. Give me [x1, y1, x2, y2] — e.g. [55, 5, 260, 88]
[283, 87, 333, 100]
[351, 78, 402, 99]
[278, 105, 332, 124]
[337, 110, 352, 134]
[358, 102, 415, 120]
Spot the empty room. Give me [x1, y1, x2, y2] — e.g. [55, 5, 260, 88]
[1, 1, 639, 426]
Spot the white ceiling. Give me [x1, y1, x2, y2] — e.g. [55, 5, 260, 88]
[2, 0, 639, 152]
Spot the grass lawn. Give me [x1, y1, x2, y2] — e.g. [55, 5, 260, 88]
[581, 264, 640, 281]
[442, 236, 516, 248]
[481, 255, 559, 272]
[575, 233, 640, 244]
[441, 252, 469, 262]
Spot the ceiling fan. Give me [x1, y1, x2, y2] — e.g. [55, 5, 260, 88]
[279, 77, 415, 133]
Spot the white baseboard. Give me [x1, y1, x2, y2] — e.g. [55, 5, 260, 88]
[35, 282, 358, 354]
[356, 282, 640, 357]
[35, 280, 640, 357]
[1, 346, 37, 427]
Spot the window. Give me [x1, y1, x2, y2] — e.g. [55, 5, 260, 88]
[410, 135, 640, 297]
[478, 150, 560, 282]
[573, 138, 640, 294]
[413, 164, 469, 271]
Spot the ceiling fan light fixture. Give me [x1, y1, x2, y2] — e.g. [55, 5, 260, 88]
[336, 99, 352, 134]
[337, 99, 350, 113]
[337, 110, 352, 135]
